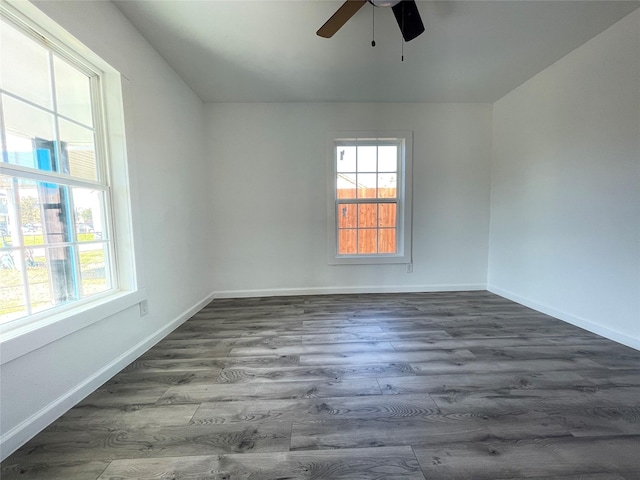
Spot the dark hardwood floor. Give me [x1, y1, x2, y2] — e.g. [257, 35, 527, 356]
[2, 291, 640, 479]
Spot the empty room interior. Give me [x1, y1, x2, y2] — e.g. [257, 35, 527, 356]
[0, 0, 639, 478]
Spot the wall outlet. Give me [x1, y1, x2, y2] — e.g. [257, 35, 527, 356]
[406, 263, 413, 273]
[139, 300, 149, 317]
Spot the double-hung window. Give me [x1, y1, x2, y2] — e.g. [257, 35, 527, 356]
[0, 7, 124, 326]
[328, 131, 413, 264]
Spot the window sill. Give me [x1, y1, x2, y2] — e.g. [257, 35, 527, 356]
[329, 255, 411, 265]
[0, 289, 146, 365]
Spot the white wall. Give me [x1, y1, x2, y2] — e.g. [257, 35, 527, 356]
[0, 1, 213, 458]
[206, 103, 492, 295]
[488, 10, 640, 349]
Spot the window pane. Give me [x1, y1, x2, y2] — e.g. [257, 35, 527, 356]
[60, 119, 97, 181]
[1, 176, 18, 247]
[18, 179, 45, 246]
[337, 173, 356, 199]
[378, 173, 397, 198]
[79, 243, 110, 298]
[47, 245, 78, 304]
[337, 203, 356, 229]
[27, 247, 55, 314]
[357, 229, 377, 254]
[54, 55, 93, 126]
[338, 229, 356, 254]
[0, 18, 52, 108]
[378, 203, 396, 227]
[378, 228, 396, 254]
[0, 249, 27, 322]
[3, 95, 56, 170]
[73, 188, 106, 241]
[358, 203, 377, 228]
[378, 146, 397, 172]
[357, 146, 377, 172]
[38, 182, 74, 245]
[356, 173, 377, 199]
[336, 146, 356, 172]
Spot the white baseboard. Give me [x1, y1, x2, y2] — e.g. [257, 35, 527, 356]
[212, 283, 487, 298]
[0, 291, 216, 462]
[488, 285, 640, 351]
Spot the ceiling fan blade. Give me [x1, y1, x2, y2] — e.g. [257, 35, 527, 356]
[391, 0, 425, 42]
[317, 0, 368, 38]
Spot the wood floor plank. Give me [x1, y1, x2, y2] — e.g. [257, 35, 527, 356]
[138, 346, 233, 360]
[578, 368, 640, 387]
[499, 475, 628, 480]
[300, 329, 454, 344]
[97, 447, 426, 480]
[8, 423, 291, 464]
[378, 370, 595, 395]
[3, 291, 639, 479]
[55, 404, 199, 428]
[162, 328, 254, 340]
[453, 335, 616, 349]
[0, 461, 110, 480]
[412, 436, 640, 479]
[120, 358, 226, 373]
[216, 362, 414, 384]
[228, 340, 396, 357]
[158, 378, 383, 404]
[96, 455, 224, 480]
[546, 406, 640, 437]
[290, 411, 570, 450]
[240, 324, 386, 336]
[410, 357, 603, 376]
[189, 393, 439, 425]
[76, 385, 170, 408]
[102, 370, 221, 388]
[429, 386, 640, 413]
[158, 334, 302, 348]
[468, 343, 640, 362]
[120, 354, 297, 373]
[298, 348, 476, 366]
[437, 323, 589, 339]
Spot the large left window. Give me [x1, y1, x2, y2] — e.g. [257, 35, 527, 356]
[0, 11, 114, 323]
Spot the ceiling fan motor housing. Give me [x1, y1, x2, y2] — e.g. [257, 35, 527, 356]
[370, 0, 402, 7]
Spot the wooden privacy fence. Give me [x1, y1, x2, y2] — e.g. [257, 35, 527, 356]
[336, 187, 397, 255]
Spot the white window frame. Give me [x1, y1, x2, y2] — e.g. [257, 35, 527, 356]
[0, 1, 145, 364]
[327, 130, 413, 265]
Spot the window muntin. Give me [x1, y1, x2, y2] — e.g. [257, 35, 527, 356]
[0, 14, 115, 324]
[329, 132, 412, 264]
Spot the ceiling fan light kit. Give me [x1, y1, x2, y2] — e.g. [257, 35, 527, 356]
[317, 0, 425, 42]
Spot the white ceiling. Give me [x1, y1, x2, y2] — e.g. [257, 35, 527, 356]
[113, 0, 639, 103]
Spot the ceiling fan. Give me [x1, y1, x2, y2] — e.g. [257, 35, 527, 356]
[317, 0, 425, 42]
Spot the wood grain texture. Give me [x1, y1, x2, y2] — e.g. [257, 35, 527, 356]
[2, 291, 639, 479]
[0, 461, 110, 480]
[158, 378, 383, 404]
[96, 447, 425, 480]
[412, 436, 640, 479]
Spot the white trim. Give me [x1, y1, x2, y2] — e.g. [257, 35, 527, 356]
[488, 285, 640, 351]
[0, 290, 216, 461]
[0, 162, 106, 189]
[212, 284, 487, 299]
[0, 289, 145, 365]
